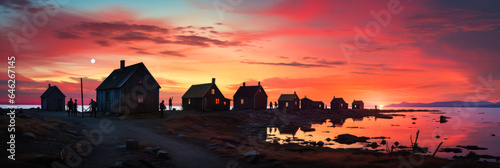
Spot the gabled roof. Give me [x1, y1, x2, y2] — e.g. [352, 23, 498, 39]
[182, 83, 213, 98]
[312, 101, 324, 104]
[331, 97, 345, 103]
[41, 86, 65, 98]
[301, 97, 312, 101]
[233, 86, 264, 98]
[353, 100, 364, 104]
[96, 62, 159, 90]
[278, 94, 297, 101]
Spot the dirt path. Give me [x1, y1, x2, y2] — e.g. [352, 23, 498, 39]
[25, 111, 230, 168]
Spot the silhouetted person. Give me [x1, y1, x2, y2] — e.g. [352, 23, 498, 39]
[270, 102, 273, 109]
[274, 101, 278, 109]
[73, 99, 78, 117]
[159, 100, 166, 118]
[67, 98, 73, 117]
[89, 99, 97, 117]
[168, 97, 173, 110]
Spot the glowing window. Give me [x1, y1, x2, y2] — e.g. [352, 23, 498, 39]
[188, 99, 191, 104]
[354, 105, 357, 108]
[259, 89, 261, 92]
[241, 99, 244, 104]
[224, 101, 226, 105]
[139, 80, 142, 83]
[285, 102, 288, 107]
[138, 95, 144, 103]
[295, 101, 297, 105]
[211, 89, 215, 94]
[216, 98, 220, 104]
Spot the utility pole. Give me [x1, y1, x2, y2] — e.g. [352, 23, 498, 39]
[81, 78, 84, 118]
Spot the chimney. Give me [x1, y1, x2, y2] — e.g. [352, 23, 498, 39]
[243, 82, 246, 87]
[294, 91, 296, 95]
[120, 60, 125, 69]
[258, 81, 261, 86]
[212, 78, 215, 84]
[48, 84, 51, 88]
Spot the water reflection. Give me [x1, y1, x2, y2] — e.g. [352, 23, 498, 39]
[266, 108, 500, 160]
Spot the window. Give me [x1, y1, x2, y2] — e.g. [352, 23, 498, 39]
[139, 80, 142, 83]
[138, 94, 144, 103]
[295, 101, 297, 105]
[354, 105, 357, 108]
[259, 89, 261, 92]
[188, 99, 191, 105]
[224, 101, 226, 105]
[211, 89, 215, 94]
[216, 98, 220, 104]
[241, 99, 244, 104]
[285, 102, 288, 107]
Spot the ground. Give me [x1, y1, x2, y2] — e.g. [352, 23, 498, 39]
[0, 108, 498, 168]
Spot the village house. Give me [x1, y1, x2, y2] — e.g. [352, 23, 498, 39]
[331, 96, 348, 111]
[96, 60, 161, 114]
[278, 92, 300, 111]
[40, 84, 66, 111]
[352, 100, 364, 109]
[182, 78, 230, 111]
[233, 82, 268, 110]
[300, 97, 313, 110]
[312, 101, 324, 109]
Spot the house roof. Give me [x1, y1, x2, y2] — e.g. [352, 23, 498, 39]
[233, 86, 264, 98]
[182, 83, 213, 98]
[331, 97, 345, 103]
[353, 100, 364, 104]
[312, 101, 324, 104]
[96, 62, 159, 90]
[41, 86, 65, 98]
[278, 94, 297, 101]
[301, 97, 312, 101]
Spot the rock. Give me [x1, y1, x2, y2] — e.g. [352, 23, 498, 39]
[411, 118, 417, 120]
[34, 154, 45, 159]
[104, 112, 113, 116]
[326, 138, 331, 142]
[157, 150, 169, 159]
[126, 139, 139, 150]
[66, 130, 78, 135]
[440, 148, 462, 153]
[492, 134, 495, 137]
[177, 134, 188, 139]
[366, 142, 379, 149]
[317, 141, 324, 147]
[394, 141, 399, 146]
[381, 140, 387, 145]
[152, 146, 161, 153]
[110, 160, 124, 168]
[334, 134, 369, 144]
[22, 132, 36, 139]
[244, 151, 260, 163]
[116, 145, 126, 149]
[436, 135, 440, 139]
[143, 147, 154, 154]
[224, 143, 236, 149]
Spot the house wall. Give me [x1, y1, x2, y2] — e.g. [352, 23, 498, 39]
[301, 99, 313, 110]
[182, 98, 203, 111]
[203, 85, 227, 111]
[254, 90, 268, 110]
[41, 91, 65, 111]
[234, 96, 254, 110]
[96, 89, 120, 113]
[278, 98, 299, 111]
[120, 68, 160, 114]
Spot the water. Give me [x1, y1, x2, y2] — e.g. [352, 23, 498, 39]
[266, 107, 500, 160]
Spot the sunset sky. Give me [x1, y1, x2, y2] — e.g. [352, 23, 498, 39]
[1, 0, 500, 107]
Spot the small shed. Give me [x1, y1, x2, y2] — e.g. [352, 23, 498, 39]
[352, 100, 364, 109]
[331, 96, 348, 111]
[300, 97, 313, 110]
[96, 60, 161, 114]
[278, 92, 300, 111]
[40, 84, 66, 111]
[312, 101, 324, 109]
[182, 78, 230, 111]
[233, 82, 268, 110]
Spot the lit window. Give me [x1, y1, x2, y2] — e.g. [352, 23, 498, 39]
[241, 99, 244, 104]
[188, 99, 191, 104]
[216, 98, 220, 104]
[259, 89, 261, 92]
[285, 102, 288, 107]
[139, 80, 142, 83]
[354, 105, 357, 108]
[224, 101, 226, 105]
[295, 101, 297, 105]
[138, 94, 144, 103]
[211, 89, 215, 94]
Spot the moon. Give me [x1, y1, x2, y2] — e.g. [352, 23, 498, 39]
[91, 59, 95, 63]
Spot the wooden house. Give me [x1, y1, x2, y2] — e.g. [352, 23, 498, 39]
[312, 101, 324, 109]
[331, 96, 348, 111]
[278, 92, 299, 111]
[352, 100, 364, 109]
[182, 78, 230, 111]
[95, 60, 161, 114]
[300, 97, 313, 110]
[40, 84, 66, 111]
[233, 82, 267, 110]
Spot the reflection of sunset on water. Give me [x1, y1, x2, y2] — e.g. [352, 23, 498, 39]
[266, 107, 500, 160]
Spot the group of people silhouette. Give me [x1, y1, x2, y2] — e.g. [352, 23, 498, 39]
[66, 98, 97, 117]
[159, 97, 173, 118]
[269, 101, 278, 109]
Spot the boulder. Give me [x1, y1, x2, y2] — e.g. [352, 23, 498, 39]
[157, 150, 169, 159]
[177, 134, 188, 139]
[22, 132, 36, 139]
[244, 150, 260, 163]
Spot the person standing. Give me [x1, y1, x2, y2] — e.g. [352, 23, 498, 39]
[274, 101, 278, 109]
[67, 98, 73, 117]
[73, 99, 78, 117]
[168, 97, 173, 110]
[89, 99, 97, 117]
[159, 100, 166, 118]
[269, 102, 273, 109]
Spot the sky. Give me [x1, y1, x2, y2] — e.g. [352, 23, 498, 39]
[1, 0, 500, 107]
